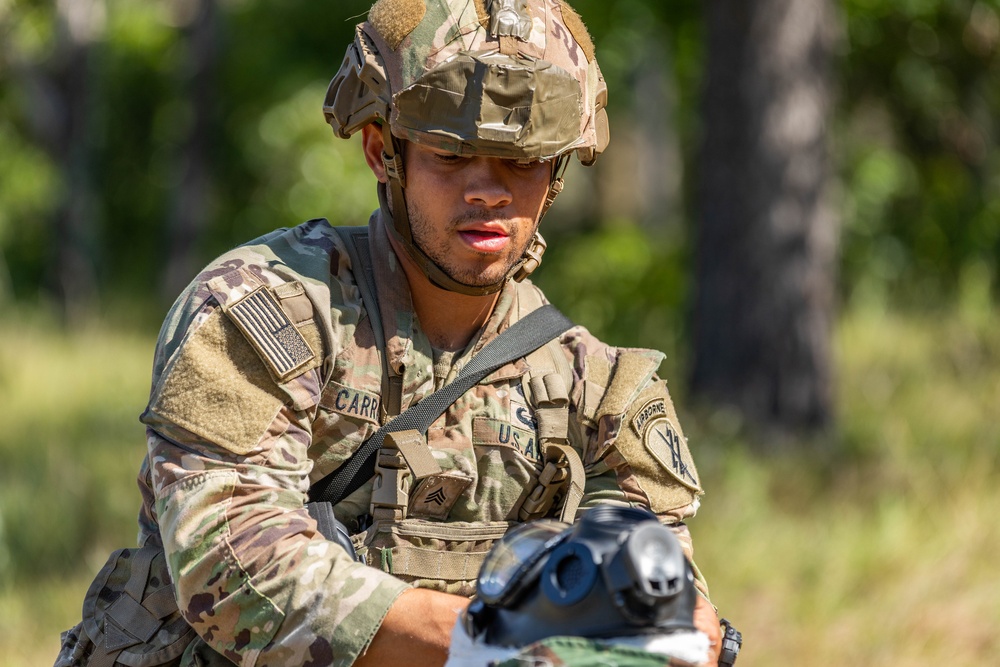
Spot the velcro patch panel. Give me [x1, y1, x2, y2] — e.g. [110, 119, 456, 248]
[224, 286, 316, 383]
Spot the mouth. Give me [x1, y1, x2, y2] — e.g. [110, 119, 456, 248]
[457, 223, 511, 253]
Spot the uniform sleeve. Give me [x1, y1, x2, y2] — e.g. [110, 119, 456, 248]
[141, 282, 408, 667]
[563, 329, 710, 599]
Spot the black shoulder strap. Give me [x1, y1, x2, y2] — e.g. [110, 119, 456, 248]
[334, 225, 406, 416]
[333, 226, 386, 355]
[308, 303, 574, 507]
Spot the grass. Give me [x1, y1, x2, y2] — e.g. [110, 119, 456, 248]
[690, 303, 1000, 666]
[1, 302, 998, 665]
[0, 308, 152, 666]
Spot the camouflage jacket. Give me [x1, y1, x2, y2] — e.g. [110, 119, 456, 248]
[135, 210, 706, 667]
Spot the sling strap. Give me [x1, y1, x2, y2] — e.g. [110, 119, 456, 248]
[311, 226, 574, 508]
[309, 302, 574, 506]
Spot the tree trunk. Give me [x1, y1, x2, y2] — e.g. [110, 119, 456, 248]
[597, 34, 682, 234]
[47, 0, 105, 323]
[161, 0, 219, 301]
[691, 0, 840, 434]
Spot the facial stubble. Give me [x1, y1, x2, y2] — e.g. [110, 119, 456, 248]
[407, 206, 538, 288]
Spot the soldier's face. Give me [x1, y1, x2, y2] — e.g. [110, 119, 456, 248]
[403, 143, 551, 287]
[361, 125, 551, 288]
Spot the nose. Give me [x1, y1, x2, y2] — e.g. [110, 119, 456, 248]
[463, 158, 513, 208]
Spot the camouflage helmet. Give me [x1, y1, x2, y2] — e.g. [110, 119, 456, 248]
[324, 0, 609, 295]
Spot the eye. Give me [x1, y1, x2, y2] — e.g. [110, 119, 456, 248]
[511, 158, 550, 173]
[432, 152, 467, 165]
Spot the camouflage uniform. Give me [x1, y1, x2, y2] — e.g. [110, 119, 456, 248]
[118, 1, 709, 665]
[133, 209, 706, 667]
[498, 637, 704, 667]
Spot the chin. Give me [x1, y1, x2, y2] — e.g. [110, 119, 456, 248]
[446, 262, 517, 288]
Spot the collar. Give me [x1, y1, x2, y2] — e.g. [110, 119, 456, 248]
[367, 209, 521, 383]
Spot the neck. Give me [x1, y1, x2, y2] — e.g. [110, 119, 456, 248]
[388, 235, 500, 352]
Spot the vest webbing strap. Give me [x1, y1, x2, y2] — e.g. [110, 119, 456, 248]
[333, 226, 404, 416]
[308, 302, 574, 507]
[385, 544, 492, 581]
[334, 227, 385, 358]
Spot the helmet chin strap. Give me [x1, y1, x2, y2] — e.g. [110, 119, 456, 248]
[379, 123, 563, 297]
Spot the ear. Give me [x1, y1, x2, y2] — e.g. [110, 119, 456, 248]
[361, 124, 388, 183]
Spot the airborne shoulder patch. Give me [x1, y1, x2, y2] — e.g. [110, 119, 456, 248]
[631, 398, 667, 435]
[631, 398, 701, 493]
[224, 286, 317, 383]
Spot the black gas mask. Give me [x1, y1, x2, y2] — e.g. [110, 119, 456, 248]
[465, 506, 698, 647]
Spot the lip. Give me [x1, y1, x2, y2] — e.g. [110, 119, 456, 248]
[457, 221, 511, 254]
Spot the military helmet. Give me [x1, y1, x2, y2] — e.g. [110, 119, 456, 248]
[324, 0, 609, 295]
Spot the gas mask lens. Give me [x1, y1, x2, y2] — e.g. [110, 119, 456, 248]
[478, 520, 569, 606]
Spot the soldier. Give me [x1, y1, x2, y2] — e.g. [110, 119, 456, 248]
[127, 1, 721, 665]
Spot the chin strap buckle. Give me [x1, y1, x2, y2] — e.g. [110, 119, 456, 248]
[380, 123, 406, 188]
[512, 233, 547, 283]
[381, 150, 406, 188]
[541, 177, 564, 216]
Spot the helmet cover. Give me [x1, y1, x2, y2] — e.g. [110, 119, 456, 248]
[325, 0, 609, 165]
[323, 0, 609, 295]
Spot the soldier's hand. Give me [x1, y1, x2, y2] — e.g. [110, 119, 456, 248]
[357, 588, 469, 667]
[693, 594, 722, 666]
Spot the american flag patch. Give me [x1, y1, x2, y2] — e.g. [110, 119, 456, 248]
[226, 286, 315, 380]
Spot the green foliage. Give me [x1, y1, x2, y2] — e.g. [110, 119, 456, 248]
[686, 303, 1000, 666]
[0, 124, 58, 299]
[237, 84, 378, 234]
[0, 126, 58, 240]
[0, 2, 997, 663]
[534, 221, 688, 376]
[0, 0, 376, 302]
[1, 0, 996, 309]
[0, 311, 149, 588]
[840, 0, 1000, 304]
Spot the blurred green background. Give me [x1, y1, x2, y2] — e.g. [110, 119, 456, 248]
[1, 0, 998, 665]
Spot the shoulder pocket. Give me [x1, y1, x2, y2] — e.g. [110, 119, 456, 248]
[148, 309, 286, 456]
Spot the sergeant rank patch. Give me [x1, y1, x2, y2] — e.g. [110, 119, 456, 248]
[630, 398, 701, 492]
[410, 473, 473, 520]
[226, 286, 316, 381]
